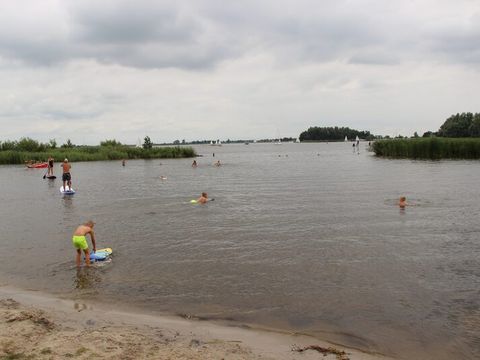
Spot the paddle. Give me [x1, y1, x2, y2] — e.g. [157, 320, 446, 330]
[43, 170, 48, 179]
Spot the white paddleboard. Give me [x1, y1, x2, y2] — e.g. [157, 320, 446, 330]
[60, 186, 75, 195]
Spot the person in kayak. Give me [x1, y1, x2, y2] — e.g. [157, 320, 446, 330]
[72, 221, 96, 267]
[61, 158, 72, 191]
[47, 156, 54, 176]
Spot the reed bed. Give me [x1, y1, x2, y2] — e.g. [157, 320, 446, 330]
[0, 146, 196, 165]
[373, 138, 480, 159]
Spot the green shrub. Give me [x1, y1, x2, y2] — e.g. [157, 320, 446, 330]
[0, 145, 196, 164]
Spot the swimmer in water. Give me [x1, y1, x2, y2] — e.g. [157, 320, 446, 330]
[197, 192, 208, 204]
[192, 160, 197, 167]
[399, 196, 408, 208]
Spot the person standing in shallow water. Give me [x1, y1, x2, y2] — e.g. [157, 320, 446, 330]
[72, 220, 96, 267]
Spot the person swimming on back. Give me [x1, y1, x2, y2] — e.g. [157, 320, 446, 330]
[72, 220, 96, 267]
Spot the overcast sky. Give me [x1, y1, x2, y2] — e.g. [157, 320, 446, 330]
[0, 0, 479, 144]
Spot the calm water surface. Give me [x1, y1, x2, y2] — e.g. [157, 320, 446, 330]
[0, 143, 479, 359]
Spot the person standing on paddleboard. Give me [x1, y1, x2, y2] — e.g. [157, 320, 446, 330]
[72, 221, 96, 267]
[47, 156, 54, 177]
[61, 158, 72, 191]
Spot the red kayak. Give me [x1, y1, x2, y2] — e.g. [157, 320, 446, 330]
[26, 162, 48, 168]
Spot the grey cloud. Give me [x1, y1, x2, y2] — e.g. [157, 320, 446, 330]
[0, 105, 103, 121]
[71, 2, 199, 44]
[348, 49, 401, 65]
[426, 12, 480, 64]
[0, 0, 478, 70]
[0, 37, 68, 66]
[42, 109, 103, 120]
[0, 0, 233, 69]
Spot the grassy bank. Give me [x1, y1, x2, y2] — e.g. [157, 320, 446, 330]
[0, 146, 196, 165]
[373, 137, 480, 159]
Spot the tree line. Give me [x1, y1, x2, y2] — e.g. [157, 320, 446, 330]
[0, 136, 158, 152]
[299, 126, 374, 141]
[424, 112, 480, 138]
[0, 138, 73, 152]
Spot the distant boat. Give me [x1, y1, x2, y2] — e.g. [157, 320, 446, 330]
[211, 139, 222, 146]
[274, 129, 282, 145]
[344, 136, 348, 142]
[244, 142, 249, 145]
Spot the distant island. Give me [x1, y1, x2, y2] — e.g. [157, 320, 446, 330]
[299, 126, 374, 141]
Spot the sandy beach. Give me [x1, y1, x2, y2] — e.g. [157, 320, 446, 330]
[0, 286, 394, 360]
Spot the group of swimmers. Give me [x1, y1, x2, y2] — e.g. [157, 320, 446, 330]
[69, 158, 216, 267]
[192, 159, 221, 167]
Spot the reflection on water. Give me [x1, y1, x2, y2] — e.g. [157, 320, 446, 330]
[47, 179, 56, 189]
[73, 264, 109, 295]
[74, 267, 99, 290]
[61, 196, 74, 210]
[0, 143, 479, 360]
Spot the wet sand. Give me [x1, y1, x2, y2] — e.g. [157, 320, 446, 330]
[0, 286, 393, 360]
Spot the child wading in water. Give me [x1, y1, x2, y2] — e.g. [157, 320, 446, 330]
[72, 221, 96, 267]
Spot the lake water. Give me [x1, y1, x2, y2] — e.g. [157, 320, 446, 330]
[0, 142, 479, 359]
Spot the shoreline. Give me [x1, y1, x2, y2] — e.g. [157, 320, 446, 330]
[0, 285, 393, 360]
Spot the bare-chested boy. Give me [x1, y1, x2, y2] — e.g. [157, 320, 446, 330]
[61, 158, 72, 191]
[72, 221, 96, 267]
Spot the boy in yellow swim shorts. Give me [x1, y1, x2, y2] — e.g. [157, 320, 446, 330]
[72, 221, 97, 267]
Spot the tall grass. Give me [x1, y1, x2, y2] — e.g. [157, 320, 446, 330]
[373, 138, 480, 159]
[0, 146, 196, 165]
